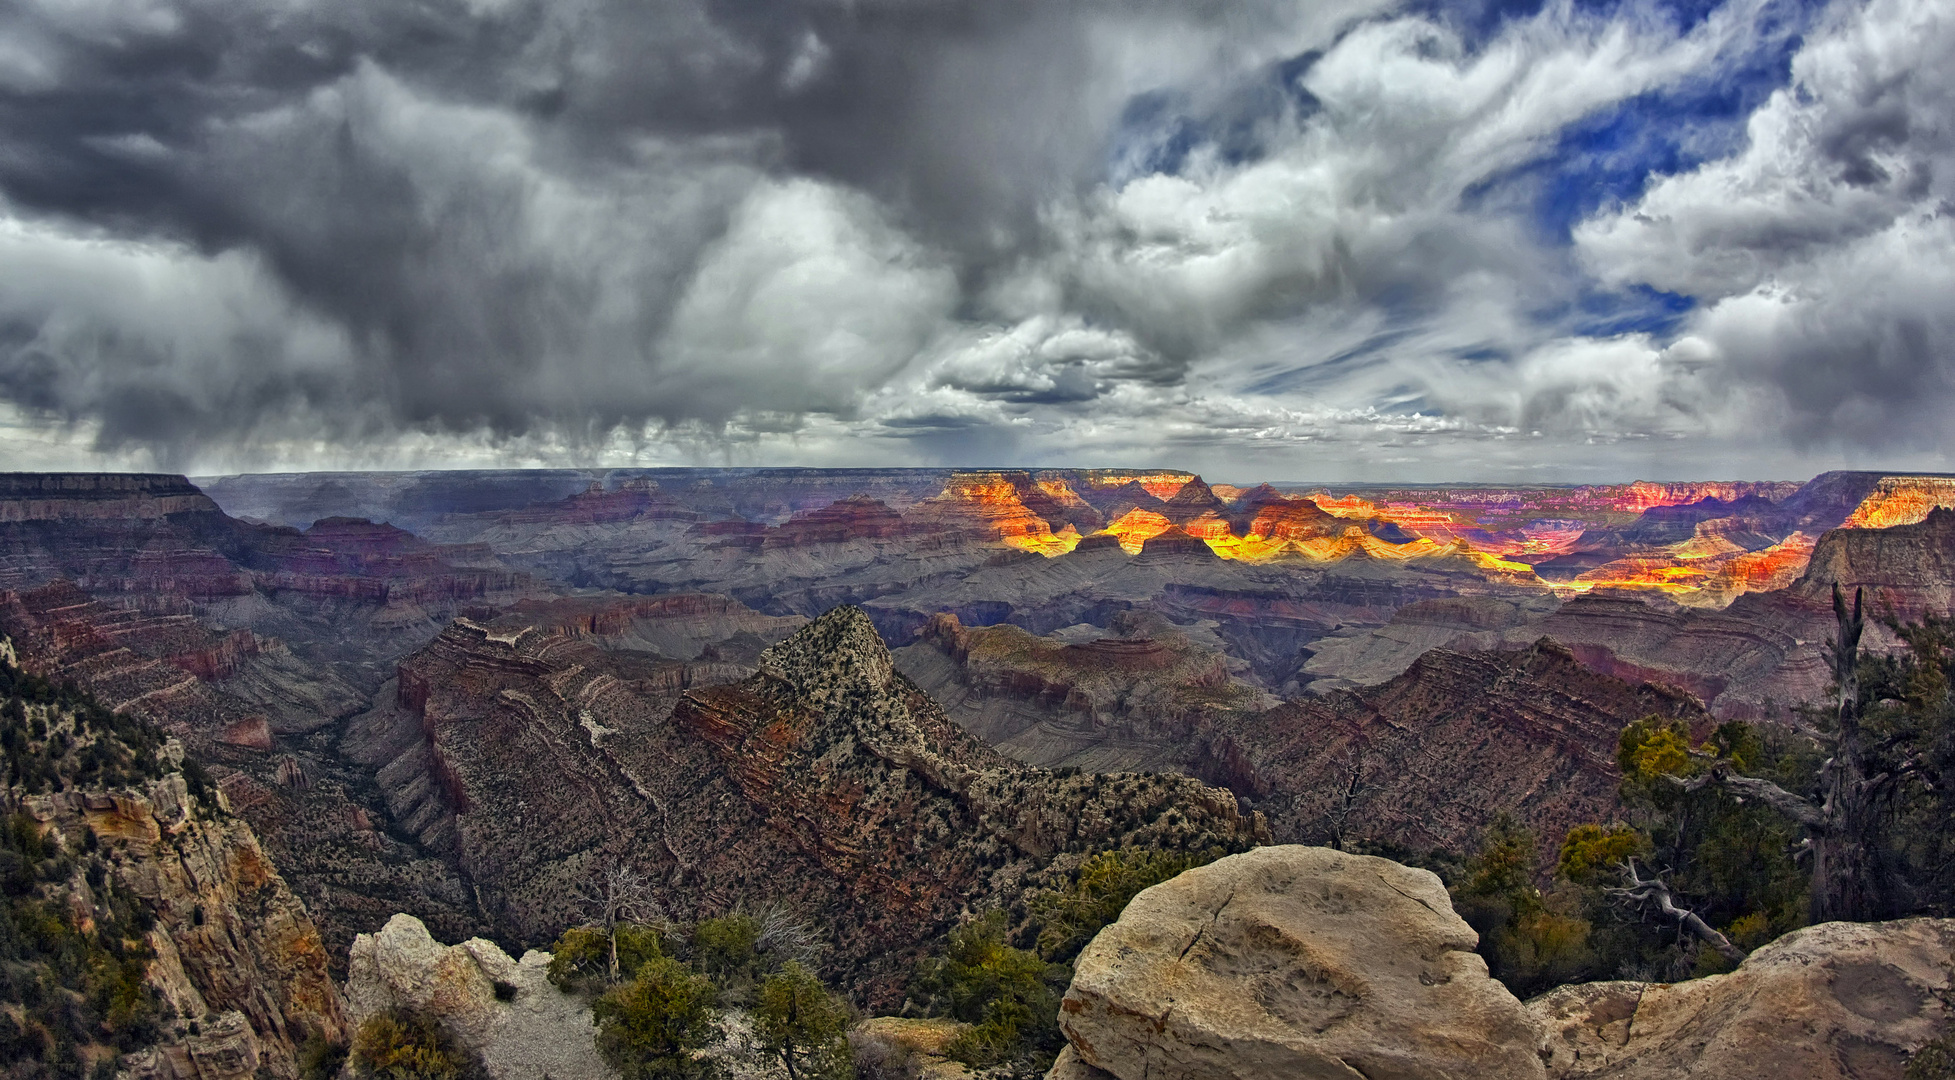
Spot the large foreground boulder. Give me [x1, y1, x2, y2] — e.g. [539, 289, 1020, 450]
[1054, 845, 1547, 1080]
[1530, 918, 1955, 1079]
[344, 914, 614, 1080]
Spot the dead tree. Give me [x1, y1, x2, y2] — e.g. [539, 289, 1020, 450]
[1609, 858, 1747, 964]
[1324, 745, 1367, 852]
[754, 906, 823, 968]
[1669, 585, 1899, 923]
[575, 864, 667, 982]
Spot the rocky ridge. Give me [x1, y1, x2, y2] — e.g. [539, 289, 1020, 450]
[379, 604, 1266, 1004]
[1201, 638, 1711, 859]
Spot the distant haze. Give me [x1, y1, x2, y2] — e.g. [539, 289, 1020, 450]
[1, 0, 1951, 480]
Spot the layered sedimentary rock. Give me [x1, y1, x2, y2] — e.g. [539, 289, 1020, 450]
[904, 471, 1101, 546]
[766, 495, 939, 548]
[1530, 918, 1955, 1079]
[0, 473, 254, 598]
[893, 612, 1273, 772]
[1054, 846, 1546, 1080]
[8, 773, 348, 1078]
[344, 914, 611, 1080]
[1203, 639, 1710, 857]
[383, 604, 1264, 1003]
[1304, 503, 1955, 718]
[0, 581, 495, 968]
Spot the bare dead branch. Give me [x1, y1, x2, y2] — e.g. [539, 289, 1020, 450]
[754, 906, 823, 968]
[1666, 764, 1828, 829]
[1608, 860, 1747, 964]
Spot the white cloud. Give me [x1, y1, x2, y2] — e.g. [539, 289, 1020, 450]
[3, 0, 1953, 478]
[1576, 0, 1955, 450]
[659, 178, 959, 418]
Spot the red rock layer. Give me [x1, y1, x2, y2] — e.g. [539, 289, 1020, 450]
[387, 605, 1264, 1004]
[1198, 638, 1711, 861]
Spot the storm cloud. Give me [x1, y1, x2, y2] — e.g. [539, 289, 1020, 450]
[0, 0, 1950, 478]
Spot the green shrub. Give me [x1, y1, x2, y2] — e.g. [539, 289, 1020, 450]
[754, 962, 853, 1080]
[349, 1009, 481, 1080]
[691, 915, 760, 984]
[912, 911, 1065, 1068]
[1027, 848, 1219, 962]
[592, 955, 721, 1080]
[1911, 1026, 1955, 1080]
[1452, 815, 1595, 998]
[299, 1032, 351, 1080]
[550, 924, 668, 993]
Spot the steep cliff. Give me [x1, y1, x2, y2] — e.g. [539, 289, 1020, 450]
[0, 653, 346, 1079]
[383, 604, 1265, 1005]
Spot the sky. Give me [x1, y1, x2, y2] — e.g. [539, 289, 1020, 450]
[0, 0, 1950, 482]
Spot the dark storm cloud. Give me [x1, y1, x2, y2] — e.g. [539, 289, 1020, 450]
[0, 0, 1323, 461]
[0, 0, 1952, 476]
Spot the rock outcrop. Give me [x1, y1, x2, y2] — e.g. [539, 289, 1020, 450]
[1529, 918, 1955, 1079]
[1050, 847, 1955, 1080]
[9, 774, 348, 1078]
[1054, 845, 1546, 1080]
[383, 604, 1265, 1005]
[344, 913, 612, 1080]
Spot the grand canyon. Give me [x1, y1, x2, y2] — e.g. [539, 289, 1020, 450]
[6, 466, 1955, 1078]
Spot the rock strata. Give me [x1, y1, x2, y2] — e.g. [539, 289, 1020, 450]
[1055, 845, 1546, 1080]
[8, 773, 348, 1078]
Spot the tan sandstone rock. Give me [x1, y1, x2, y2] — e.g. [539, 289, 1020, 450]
[1054, 844, 1547, 1080]
[344, 913, 615, 1080]
[1529, 918, 1955, 1079]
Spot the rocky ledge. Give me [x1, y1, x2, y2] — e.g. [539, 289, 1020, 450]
[344, 913, 610, 1080]
[1048, 845, 1955, 1080]
[1053, 845, 1544, 1080]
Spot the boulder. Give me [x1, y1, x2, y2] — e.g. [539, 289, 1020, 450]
[1053, 845, 1547, 1080]
[344, 914, 614, 1080]
[1529, 918, 1955, 1079]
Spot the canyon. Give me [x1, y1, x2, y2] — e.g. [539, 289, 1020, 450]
[6, 465, 1955, 1073]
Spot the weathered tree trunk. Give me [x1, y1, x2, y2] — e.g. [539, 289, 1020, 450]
[1810, 584, 1884, 923]
[1673, 585, 1892, 923]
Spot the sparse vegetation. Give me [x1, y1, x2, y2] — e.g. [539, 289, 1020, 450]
[349, 1008, 483, 1080]
[910, 910, 1065, 1069]
[548, 899, 851, 1078]
[1, 654, 185, 1077]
